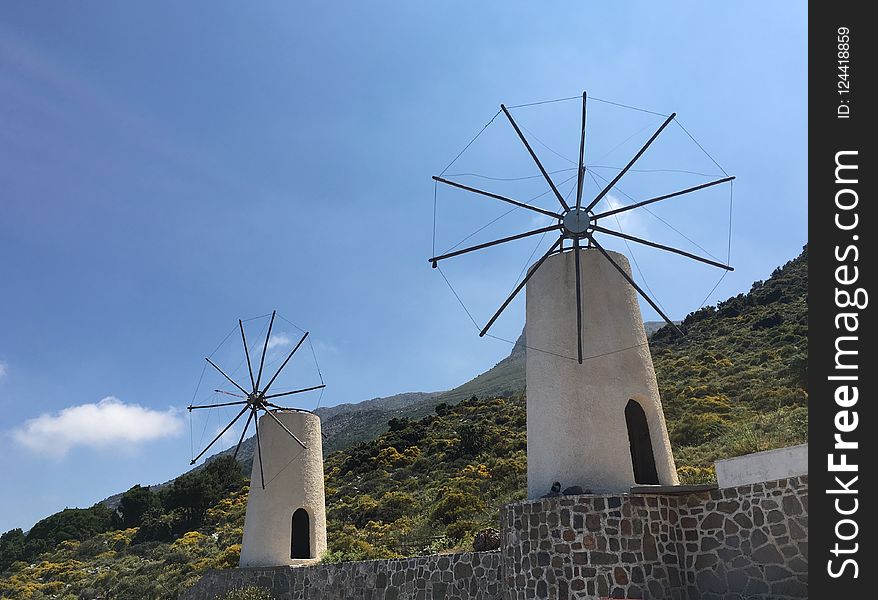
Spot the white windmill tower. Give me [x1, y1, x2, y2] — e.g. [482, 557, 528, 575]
[430, 93, 734, 496]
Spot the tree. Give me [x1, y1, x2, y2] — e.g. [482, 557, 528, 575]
[0, 528, 26, 572]
[117, 485, 159, 529]
[24, 504, 114, 561]
[161, 455, 245, 532]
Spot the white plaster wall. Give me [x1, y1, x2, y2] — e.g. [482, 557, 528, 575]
[239, 410, 327, 567]
[525, 248, 678, 497]
[715, 443, 808, 488]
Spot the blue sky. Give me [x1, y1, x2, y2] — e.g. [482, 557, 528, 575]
[0, 1, 806, 533]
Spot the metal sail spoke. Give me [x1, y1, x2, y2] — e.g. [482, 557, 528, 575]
[188, 399, 249, 411]
[261, 332, 309, 395]
[429, 224, 562, 265]
[264, 401, 291, 411]
[255, 310, 276, 391]
[500, 104, 570, 212]
[589, 236, 684, 336]
[190, 404, 251, 465]
[263, 384, 326, 400]
[575, 91, 588, 211]
[480, 237, 563, 337]
[593, 176, 736, 220]
[574, 237, 583, 364]
[232, 409, 256, 460]
[263, 408, 308, 449]
[205, 357, 249, 395]
[214, 389, 246, 398]
[584, 112, 676, 213]
[239, 319, 256, 392]
[254, 411, 266, 489]
[591, 225, 733, 271]
[432, 176, 561, 220]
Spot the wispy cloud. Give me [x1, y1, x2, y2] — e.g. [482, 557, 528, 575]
[214, 424, 241, 449]
[267, 333, 291, 350]
[12, 397, 183, 457]
[603, 193, 649, 237]
[0, 361, 7, 379]
[530, 213, 555, 227]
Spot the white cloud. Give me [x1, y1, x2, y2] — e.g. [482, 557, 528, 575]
[603, 194, 649, 237]
[267, 333, 291, 350]
[530, 213, 555, 227]
[12, 397, 183, 457]
[0, 361, 7, 379]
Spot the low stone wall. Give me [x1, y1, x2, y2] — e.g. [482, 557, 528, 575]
[500, 492, 687, 599]
[180, 551, 502, 600]
[678, 475, 808, 599]
[501, 475, 808, 599]
[182, 476, 807, 600]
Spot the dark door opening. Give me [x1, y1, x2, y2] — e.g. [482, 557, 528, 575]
[291, 508, 311, 559]
[625, 400, 659, 485]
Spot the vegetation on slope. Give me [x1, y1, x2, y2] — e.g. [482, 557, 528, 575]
[0, 246, 808, 598]
[651, 246, 808, 475]
[323, 395, 527, 561]
[0, 457, 248, 599]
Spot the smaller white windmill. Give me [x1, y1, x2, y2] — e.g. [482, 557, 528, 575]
[189, 310, 328, 565]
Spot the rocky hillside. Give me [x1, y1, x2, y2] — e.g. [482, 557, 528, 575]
[1, 246, 808, 600]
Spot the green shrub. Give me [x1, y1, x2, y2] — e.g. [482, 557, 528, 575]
[676, 465, 716, 485]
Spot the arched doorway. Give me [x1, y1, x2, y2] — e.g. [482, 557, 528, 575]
[625, 400, 659, 485]
[291, 508, 310, 559]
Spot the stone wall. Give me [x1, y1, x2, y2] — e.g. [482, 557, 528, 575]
[678, 476, 808, 599]
[182, 476, 807, 600]
[501, 475, 808, 599]
[500, 492, 686, 599]
[180, 551, 502, 600]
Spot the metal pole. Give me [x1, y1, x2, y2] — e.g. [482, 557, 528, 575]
[480, 237, 563, 337]
[429, 224, 562, 265]
[255, 310, 276, 391]
[254, 412, 266, 489]
[591, 225, 733, 271]
[263, 409, 308, 449]
[205, 358, 249, 395]
[232, 409, 256, 460]
[264, 384, 327, 400]
[261, 332, 309, 394]
[190, 404, 250, 465]
[584, 113, 676, 212]
[188, 400, 249, 411]
[575, 91, 588, 211]
[432, 176, 561, 220]
[239, 319, 256, 392]
[590, 236, 684, 336]
[500, 104, 571, 212]
[574, 236, 583, 363]
[593, 176, 735, 219]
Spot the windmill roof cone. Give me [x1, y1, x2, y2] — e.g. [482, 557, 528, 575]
[526, 248, 677, 495]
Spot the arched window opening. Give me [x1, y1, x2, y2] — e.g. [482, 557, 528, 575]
[291, 508, 311, 559]
[625, 400, 659, 485]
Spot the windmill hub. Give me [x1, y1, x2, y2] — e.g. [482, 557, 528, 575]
[562, 208, 593, 237]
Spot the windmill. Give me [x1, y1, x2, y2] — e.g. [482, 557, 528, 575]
[430, 92, 735, 495]
[429, 92, 735, 364]
[188, 310, 325, 490]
